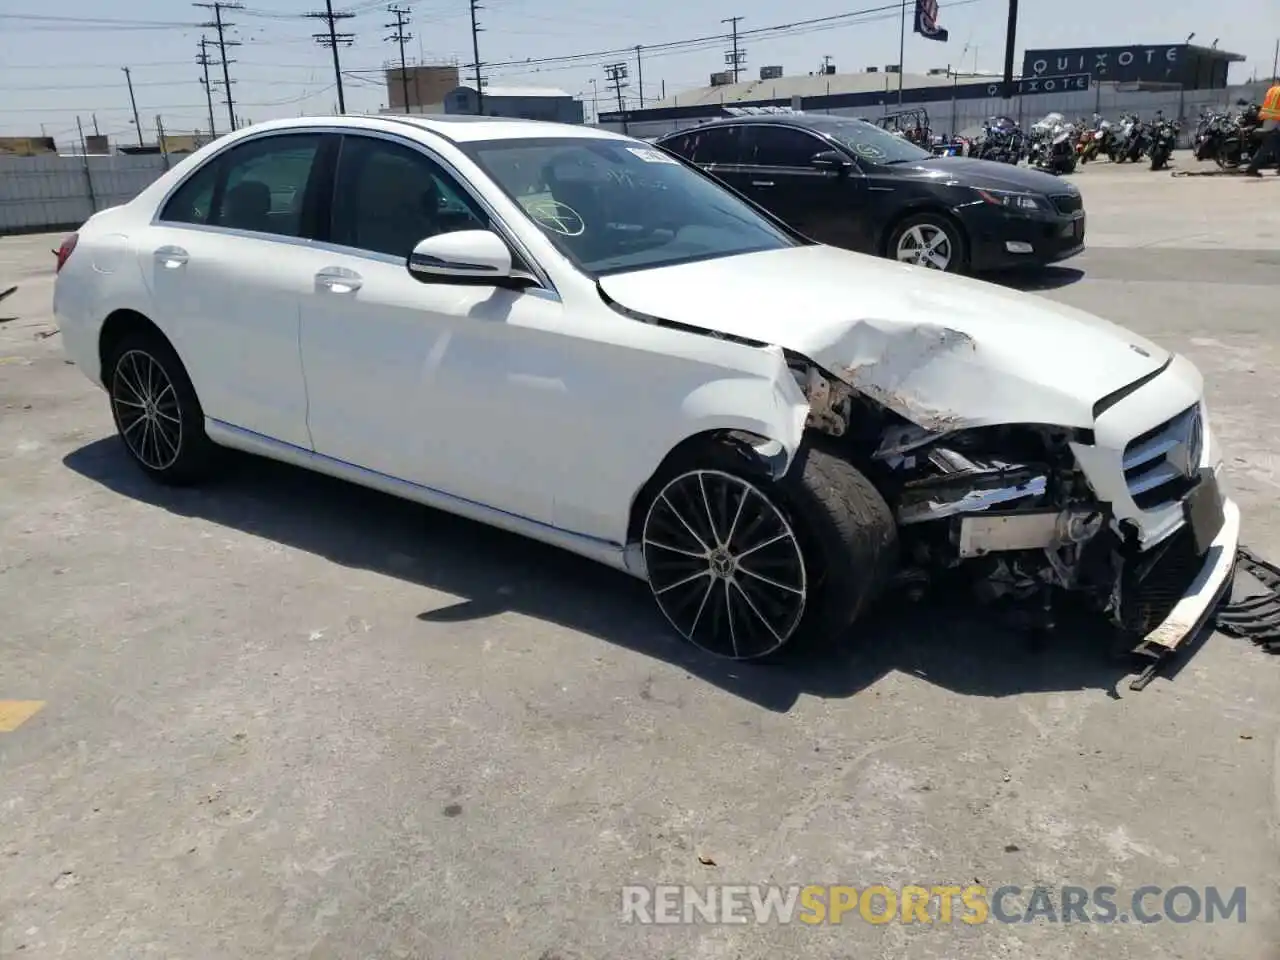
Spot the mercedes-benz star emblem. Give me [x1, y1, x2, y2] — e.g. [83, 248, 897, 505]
[1184, 409, 1204, 478]
[1130, 344, 1151, 357]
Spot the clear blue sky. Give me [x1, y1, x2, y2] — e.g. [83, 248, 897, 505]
[2, 1, 1277, 140]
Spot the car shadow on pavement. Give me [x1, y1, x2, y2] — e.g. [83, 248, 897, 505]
[985, 266, 1085, 292]
[65, 438, 1144, 712]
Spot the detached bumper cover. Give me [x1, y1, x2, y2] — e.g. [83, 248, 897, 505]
[1132, 498, 1241, 657]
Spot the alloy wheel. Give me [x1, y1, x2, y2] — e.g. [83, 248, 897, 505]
[895, 224, 953, 270]
[111, 349, 184, 471]
[642, 469, 807, 659]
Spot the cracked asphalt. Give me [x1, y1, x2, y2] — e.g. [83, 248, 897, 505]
[2, 159, 1279, 960]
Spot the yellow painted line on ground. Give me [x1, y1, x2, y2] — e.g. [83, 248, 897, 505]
[0, 701, 45, 732]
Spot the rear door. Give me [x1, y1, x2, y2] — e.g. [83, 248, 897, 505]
[139, 131, 331, 448]
[735, 124, 870, 250]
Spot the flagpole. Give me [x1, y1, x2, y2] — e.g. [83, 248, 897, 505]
[898, 0, 907, 104]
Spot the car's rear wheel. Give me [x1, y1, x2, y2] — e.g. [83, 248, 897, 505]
[641, 443, 898, 660]
[105, 332, 216, 485]
[888, 214, 964, 273]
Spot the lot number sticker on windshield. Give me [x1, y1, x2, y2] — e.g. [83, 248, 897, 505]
[626, 147, 678, 164]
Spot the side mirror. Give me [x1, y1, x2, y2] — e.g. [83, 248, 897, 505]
[810, 149, 851, 172]
[407, 229, 512, 284]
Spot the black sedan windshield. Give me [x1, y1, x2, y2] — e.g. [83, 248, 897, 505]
[462, 136, 797, 276]
[803, 117, 932, 165]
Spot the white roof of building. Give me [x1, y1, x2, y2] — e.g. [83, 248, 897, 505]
[652, 70, 962, 109]
[453, 84, 574, 99]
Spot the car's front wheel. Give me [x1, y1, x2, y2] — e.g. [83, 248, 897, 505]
[105, 332, 217, 485]
[888, 214, 965, 273]
[641, 443, 898, 660]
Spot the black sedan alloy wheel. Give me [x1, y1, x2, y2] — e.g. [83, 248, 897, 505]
[642, 469, 808, 659]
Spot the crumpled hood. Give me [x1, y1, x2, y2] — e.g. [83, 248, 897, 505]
[597, 245, 1172, 431]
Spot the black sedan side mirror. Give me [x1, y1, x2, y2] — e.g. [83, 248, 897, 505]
[810, 149, 851, 172]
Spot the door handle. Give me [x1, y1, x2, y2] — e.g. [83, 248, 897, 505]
[751, 180, 775, 187]
[315, 267, 363, 295]
[153, 246, 188, 269]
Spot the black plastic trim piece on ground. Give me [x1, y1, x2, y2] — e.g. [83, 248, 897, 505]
[1217, 546, 1280, 653]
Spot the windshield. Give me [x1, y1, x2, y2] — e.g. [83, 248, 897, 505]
[803, 117, 932, 165]
[462, 136, 797, 277]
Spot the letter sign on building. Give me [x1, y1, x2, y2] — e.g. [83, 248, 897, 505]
[1021, 44, 1185, 85]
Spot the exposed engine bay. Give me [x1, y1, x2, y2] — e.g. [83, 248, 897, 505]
[789, 357, 1218, 648]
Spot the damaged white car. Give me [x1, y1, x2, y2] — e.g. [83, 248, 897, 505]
[53, 116, 1240, 663]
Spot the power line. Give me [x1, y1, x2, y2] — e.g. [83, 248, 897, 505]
[306, 1, 355, 114]
[195, 2, 244, 132]
[469, 0, 485, 115]
[385, 4, 413, 111]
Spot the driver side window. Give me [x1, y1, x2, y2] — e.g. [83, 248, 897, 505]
[329, 135, 488, 259]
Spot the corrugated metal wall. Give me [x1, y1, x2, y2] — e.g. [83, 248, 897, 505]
[603, 82, 1275, 146]
[0, 153, 170, 234]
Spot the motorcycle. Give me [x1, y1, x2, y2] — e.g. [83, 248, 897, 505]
[973, 116, 1024, 165]
[1079, 118, 1113, 163]
[1149, 115, 1179, 170]
[1123, 117, 1153, 164]
[1029, 113, 1078, 175]
[1193, 109, 1233, 161]
[1110, 113, 1141, 162]
[1216, 102, 1264, 170]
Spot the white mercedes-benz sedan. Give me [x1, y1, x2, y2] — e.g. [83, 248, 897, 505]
[54, 114, 1239, 664]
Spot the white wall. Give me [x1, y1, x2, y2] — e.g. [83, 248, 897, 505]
[0, 153, 171, 234]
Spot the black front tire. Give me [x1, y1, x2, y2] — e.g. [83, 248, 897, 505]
[640, 441, 898, 660]
[105, 331, 218, 485]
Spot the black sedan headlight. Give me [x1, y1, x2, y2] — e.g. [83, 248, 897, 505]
[975, 188, 1050, 213]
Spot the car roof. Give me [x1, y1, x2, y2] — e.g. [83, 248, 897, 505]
[220, 113, 632, 145]
[659, 115, 872, 134]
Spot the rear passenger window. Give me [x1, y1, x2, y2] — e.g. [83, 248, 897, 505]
[688, 126, 741, 165]
[159, 133, 323, 238]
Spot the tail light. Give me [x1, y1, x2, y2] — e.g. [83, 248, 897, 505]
[54, 233, 79, 274]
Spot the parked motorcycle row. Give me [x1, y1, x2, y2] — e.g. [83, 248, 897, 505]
[883, 100, 1276, 176]
[962, 112, 1183, 173]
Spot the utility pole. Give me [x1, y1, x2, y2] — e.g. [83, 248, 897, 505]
[1001, 0, 1018, 99]
[197, 37, 218, 138]
[722, 16, 745, 83]
[306, 1, 355, 114]
[385, 5, 413, 113]
[604, 62, 628, 133]
[634, 45, 644, 107]
[122, 67, 144, 147]
[896, 0, 906, 104]
[195, 2, 243, 132]
[468, 0, 485, 115]
[589, 77, 599, 124]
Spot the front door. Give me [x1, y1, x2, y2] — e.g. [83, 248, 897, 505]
[138, 131, 329, 449]
[296, 132, 566, 524]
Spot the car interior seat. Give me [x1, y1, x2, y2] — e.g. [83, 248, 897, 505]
[222, 180, 273, 233]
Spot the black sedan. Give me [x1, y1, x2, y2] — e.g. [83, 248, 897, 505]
[654, 115, 1084, 274]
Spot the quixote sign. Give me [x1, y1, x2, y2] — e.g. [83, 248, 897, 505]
[1021, 45, 1185, 85]
[980, 74, 1090, 97]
